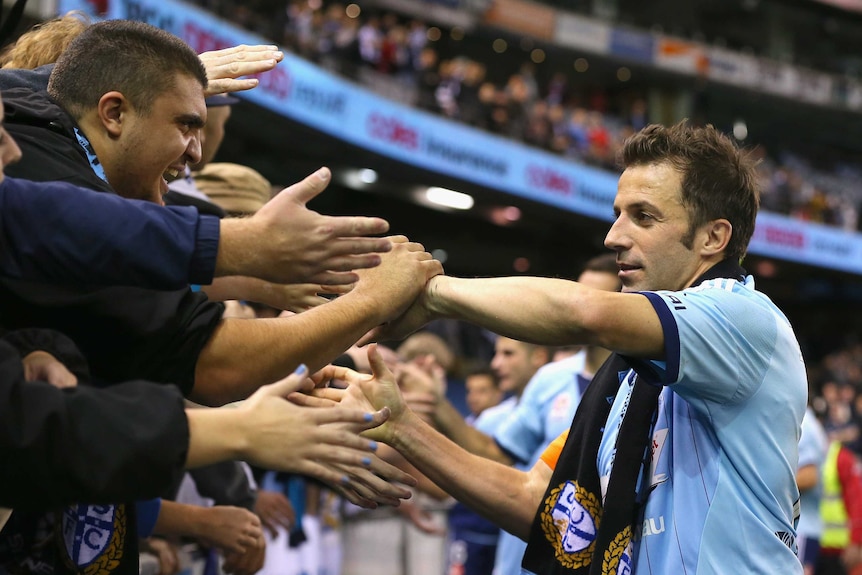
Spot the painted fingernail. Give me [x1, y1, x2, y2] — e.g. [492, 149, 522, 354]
[369, 440, 378, 451]
[293, 364, 307, 376]
[364, 412, 374, 422]
[341, 475, 350, 485]
[362, 457, 372, 466]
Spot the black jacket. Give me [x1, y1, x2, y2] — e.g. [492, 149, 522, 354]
[2, 85, 114, 193]
[0, 337, 187, 575]
[0, 338, 188, 508]
[0, 73, 218, 575]
[0, 85, 224, 394]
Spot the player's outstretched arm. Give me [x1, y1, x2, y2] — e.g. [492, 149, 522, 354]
[185, 365, 417, 508]
[306, 346, 549, 538]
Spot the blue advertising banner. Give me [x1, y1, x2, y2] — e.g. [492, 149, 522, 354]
[62, 0, 621, 222]
[750, 213, 862, 275]
[55, 0, 862, 275]
[609, 27, 654, 62]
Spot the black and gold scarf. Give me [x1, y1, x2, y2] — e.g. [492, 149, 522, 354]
[522, 259, 746, 575]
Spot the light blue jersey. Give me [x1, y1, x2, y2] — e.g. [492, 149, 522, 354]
[492, 353, 586, 575]
[496, 352, 587, 467]
[475, 396, 518, 436]
[596, 275, 806, 575]
[474, 396, 520, 575]
[797, 407, 828, 540]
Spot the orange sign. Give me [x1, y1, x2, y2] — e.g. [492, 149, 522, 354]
[483, 0, 556, 40]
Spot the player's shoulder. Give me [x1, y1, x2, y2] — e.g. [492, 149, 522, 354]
[677, 276, 779, 319]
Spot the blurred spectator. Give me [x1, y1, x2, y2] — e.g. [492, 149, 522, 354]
[817, 441, 862, 575]
[415, 47, 441, 113]
[798, 406, 829, 575]
[447, 368, 504, 575]
[357, 15, 382, 69]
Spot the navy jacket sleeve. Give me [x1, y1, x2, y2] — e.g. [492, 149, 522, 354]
[0, 341, 190, 509]
[0, 177, 219, 288]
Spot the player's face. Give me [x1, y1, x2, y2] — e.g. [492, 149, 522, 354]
[490, 337, 541, 395]
[465, 374, 501, 416]
[604, 162, 705, 293]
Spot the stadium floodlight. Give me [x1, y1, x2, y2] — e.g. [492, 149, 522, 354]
[426, 187, 474, 210]
[358, 168, 378, 184]
[733, 120, 748, 141]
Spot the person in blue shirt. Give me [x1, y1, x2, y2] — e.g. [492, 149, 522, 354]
[447, 369, 506, 575]
[797, 406, 828, 575]
[405, 335, 550, 575]
[317, 121, 808, 575]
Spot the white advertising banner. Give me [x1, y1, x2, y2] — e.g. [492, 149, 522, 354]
[554, 12, 611, 54]
[706, 46, 759, 88]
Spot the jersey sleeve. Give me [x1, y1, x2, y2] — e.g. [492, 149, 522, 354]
[637, 281, 779, 405]
[474, 404, 510, 436]
[494, 374, 547, 465]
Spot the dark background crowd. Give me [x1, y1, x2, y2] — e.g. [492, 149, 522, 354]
[192, 0, 862, 233]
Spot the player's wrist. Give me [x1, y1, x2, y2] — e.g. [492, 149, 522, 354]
[387, 408, 426, 451]
[424, 275, 446, 320]
[424, 275, 439, 308]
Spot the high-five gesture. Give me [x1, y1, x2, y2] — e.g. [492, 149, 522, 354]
[352, 236, 444, 324]
[358, 278, 439, 345]
[307, 344, 414, 445]
[186, 364, 416, 508]
[218, 168, 393, 286]
[199, 44, 284, 96]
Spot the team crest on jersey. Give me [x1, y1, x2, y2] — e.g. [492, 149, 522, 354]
[550, 394, 572, 420]
[60, 503, 125, 574]
[602, 527, 633, 575]
[539, 480, 602, 569]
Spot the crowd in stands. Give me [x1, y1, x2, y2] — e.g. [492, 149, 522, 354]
[189, 0, 862, 233]
[812, 341, 862, 448]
